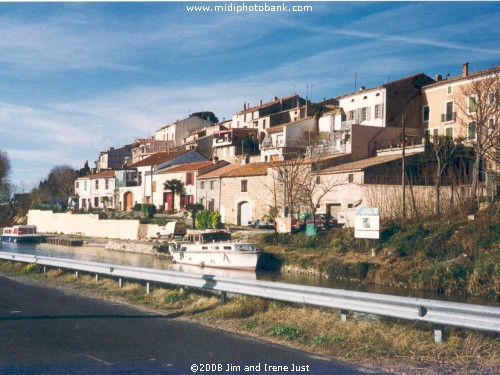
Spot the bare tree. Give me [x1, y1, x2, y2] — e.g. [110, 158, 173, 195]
[0, 149, 11, 183]
[454, 69, 499, 198]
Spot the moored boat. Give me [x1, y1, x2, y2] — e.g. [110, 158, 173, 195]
[168, 231, 260, 271]
[1, 225, 42, 243]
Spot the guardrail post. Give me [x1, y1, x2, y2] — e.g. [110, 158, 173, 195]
[220, 291, 227, 304]
[43, 266, 46, 274]
[75, 271, 79, 279]
[340, 310, 348, 322]
[146, 282, 151, 295]
[119, 278, 123, 288]
[95, 274, 99, 283]
[434, 325, 445, 343]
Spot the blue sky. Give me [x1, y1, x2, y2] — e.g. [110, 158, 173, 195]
[1, 1, 499, 186]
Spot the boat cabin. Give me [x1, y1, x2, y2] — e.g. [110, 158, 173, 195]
[183, 231, 232, 244]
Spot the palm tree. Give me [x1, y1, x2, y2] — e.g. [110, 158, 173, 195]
[163, 179, 185, 212]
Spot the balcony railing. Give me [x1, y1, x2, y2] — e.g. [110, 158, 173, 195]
[441, 112, 456, 122]
[341, 119, 357, 128]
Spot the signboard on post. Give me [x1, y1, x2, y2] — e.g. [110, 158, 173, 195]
[276, 217, 292, 234]
[337, 212, 347, 225]
[354, 207, 380, 239]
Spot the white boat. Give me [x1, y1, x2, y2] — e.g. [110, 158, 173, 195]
[168, 231, 260, 271]
[1, 225, 42, 243]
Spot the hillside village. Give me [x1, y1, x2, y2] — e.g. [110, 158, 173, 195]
[73, 63, 499, 227]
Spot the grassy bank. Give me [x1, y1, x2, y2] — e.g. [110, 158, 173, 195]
[256, 213, 499, 300]
[0, 260, 498, 374]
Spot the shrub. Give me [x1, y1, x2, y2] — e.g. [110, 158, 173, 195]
[195, 210, 221, 229]
[141, 203, 157, 218]
[132, 203, 142, 212]
[268, 323, 303, 340]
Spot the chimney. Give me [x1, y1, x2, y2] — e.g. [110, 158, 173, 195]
[243, 102, 246, 110]
[110, 147, 114, 151]
[274, 96, 278, 101]
[213, 156, 219, 164]
[359, 86, 365, 92]
[462, 62, 469, 77]
[435, 74, 442, 82]
[260, 99, 263, 106]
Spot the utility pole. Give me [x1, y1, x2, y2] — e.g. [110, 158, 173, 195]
[401, 115, 406, 221]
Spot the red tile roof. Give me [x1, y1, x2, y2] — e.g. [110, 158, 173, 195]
[197, 163, 244, 179]
[317, 153, 421, 174]
[128, 150, 190, 168]
[237, 94, 301, 114]
[77, 170, 115, 180]
[158, 161, 214, 174]
[221, 162, 272, 177]
[423, 66, 500, 89]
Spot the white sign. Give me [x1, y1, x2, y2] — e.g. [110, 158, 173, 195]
[276, 217, 292, 234]
[337, 212, 347, 224]
[354, 207, 380, 239]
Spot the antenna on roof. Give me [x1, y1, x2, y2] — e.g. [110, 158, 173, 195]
[353, 73, 358, 92]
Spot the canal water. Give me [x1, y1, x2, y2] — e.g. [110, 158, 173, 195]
[0, 242, 495, 306]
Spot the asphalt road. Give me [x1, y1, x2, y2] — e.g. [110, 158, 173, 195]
[0, 274, 384, 374]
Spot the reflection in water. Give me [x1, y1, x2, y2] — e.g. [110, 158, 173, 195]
[0, 242, 495, 306]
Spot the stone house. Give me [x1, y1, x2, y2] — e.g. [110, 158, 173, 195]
[212, 128, 260, 163]
[197, 163, 243, 211]
[218, 162, 272, 225]
[155, 114, 214, 148]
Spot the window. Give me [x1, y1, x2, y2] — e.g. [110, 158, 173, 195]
[443, 101, 454, 122]
[469, 96, 477, 114]
[210, 180, 214, 190]
[468, 121, 476, 140]
[375, 104, 383, 119]
[488, 118, 495, 131]
[95, 180, 99, 189]
[241, 179, 248, 192]
[423, 105, 430, 122]
[200, 181, 205, 189]
[84, 181, 87, 191]
[360, 107, 370, 122]
[316, 176, 320, 184]
[186, 172, 194, 186]
[347, 110, 356, 121]
[94, 197, 99, 207]
[263, 119, 267, 127]
[488, 92, 495, 104]
[105, 179, 109, 190]
[447, 86, 452, 95]
[348, 174, 354, 183]
[152, 181, 156, 193]
[75, 181, 79, 189]
[445, 127, 454, 139]
[208, 199, 215, 211]
[433, 128, 439, 139]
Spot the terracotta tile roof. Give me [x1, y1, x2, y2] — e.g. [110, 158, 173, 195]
[158, 161, 214, 174]
[77, 170, 115, 180]
[221, 162, 272, 177]
[128, 150, 190, 168]
[423, 66, 500, 90]
[198, 163, 243, 179]
[266, 116, 315, 134]
[237, 94, 300, 114]
[335, 73, 429, 99]
[317, 153, 422, 174]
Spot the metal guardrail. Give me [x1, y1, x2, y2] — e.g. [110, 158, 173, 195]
[1, 252, 499, 343]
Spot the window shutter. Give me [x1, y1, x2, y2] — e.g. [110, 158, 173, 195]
[366, 107, 371, 121]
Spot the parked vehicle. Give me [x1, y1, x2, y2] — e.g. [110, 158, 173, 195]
[156, 222, 187, 238]
[297, 214, 335, 229]
[247, 220, 269, 228]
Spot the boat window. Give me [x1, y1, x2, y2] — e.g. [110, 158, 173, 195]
[223, 246, 232, 250]
[235, 244, 256, 251]
[202, 246, 208, 250]
[212, 246, 219, 250]
[180, 246, 187, 251]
